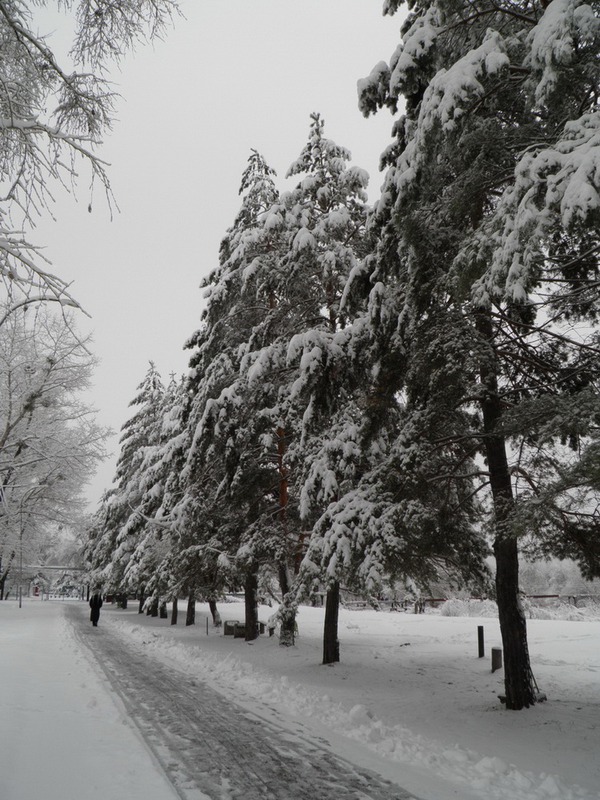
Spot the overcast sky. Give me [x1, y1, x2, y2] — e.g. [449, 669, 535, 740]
[35, 1, 403, 508]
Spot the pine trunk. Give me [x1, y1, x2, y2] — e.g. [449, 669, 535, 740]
[278, 564, 296, 646]
[276, 426, 297, 646]
[171, 597, 178, 625]
[244, 566, 259, 642]
[477, 310, 536, 710]
[159, 601, 168, 619]
[494, 536, 535, 708]
[208, 598, 221, 627]
[138, 587, 145, 614]
[186, 591, 196, 626]
[322, 581, 340, 664]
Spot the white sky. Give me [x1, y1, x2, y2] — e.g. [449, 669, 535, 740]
[34, 1, 403, 507]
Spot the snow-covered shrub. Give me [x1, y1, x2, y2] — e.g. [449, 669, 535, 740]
[575, 598, 600, 613]
[439, 598, 498, 617]
[439, 599, 465, 617]
[527, 603, 586, 622]
[439, 597, 600, 621]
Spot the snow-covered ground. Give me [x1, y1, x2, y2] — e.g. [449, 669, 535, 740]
[2, 597, 598, 800]
[0, 599, 179, 800]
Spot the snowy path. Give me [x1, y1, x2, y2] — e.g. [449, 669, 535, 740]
[66, 603, 420, 800]
[1, 601, 179, 800]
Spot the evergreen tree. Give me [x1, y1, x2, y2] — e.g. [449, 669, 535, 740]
[180, 118, 373, 646]
[271, 113, 373, 653]
[119, 373, 186, 603]
[353, 0, 600, 709]
[89, 362, 165, 593]
[173, 150, 281, 639]
[211, 115, 371, 644]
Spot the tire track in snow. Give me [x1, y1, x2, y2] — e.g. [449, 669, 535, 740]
[65, 604, 421, 800]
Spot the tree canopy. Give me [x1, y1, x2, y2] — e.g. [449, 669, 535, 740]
[84, 1, 600, 711]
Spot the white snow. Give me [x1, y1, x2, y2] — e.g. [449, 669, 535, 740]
[2, 597, 599, 800]
[0, 600, 180, 800]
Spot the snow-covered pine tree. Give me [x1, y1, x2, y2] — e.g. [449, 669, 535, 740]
[118, 373, 188, 607]
[175, 151, 281, 640]
[181, 119, 373, 647]
[220, 114, 372, 646]
[355, 0, 600, 709]
[258, 113, 373, 656]
[286, 113, 492, 663]
[143, 374, 230, 625]
[88, 362, 165, 595]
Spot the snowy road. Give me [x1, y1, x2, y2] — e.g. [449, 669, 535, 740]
[66, 604, 420, 800]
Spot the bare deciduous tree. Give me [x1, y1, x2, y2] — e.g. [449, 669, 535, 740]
[0, 297, 110, 597]
[0, 0, 178, 314]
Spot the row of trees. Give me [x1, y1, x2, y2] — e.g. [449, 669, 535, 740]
[86, 0, 600, 711]
[0, 298, 108, 598]
[0, 1, 179, 597]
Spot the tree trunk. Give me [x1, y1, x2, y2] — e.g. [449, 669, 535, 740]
[1, 551, 16, 601]
[278, 564, 296, 646]
[159, 601, 168, 619]
[208, 597, 221, 626]
[186, 590, 196, 626]
[276, 425, 298, 646]
[322, 581, 340, 665]
[171, 597, 178, 625]
[148, 597, 159, 617]
[244, 566, 259, 642]
[494, 536, 535, 708]
[477, 310, 536, 710]
[138, 587, 145, 614]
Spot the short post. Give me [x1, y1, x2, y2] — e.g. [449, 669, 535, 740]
[491, 647, 503, 673]
[477, 625, 484, 658]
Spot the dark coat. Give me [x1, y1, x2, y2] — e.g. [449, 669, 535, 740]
[89, 593, 103, 624]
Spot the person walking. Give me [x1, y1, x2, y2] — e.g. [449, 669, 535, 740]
[89, 590, 103, 627]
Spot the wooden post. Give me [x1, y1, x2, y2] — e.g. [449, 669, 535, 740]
[478, 625, 485, 658]
[491, 647, 503, 673]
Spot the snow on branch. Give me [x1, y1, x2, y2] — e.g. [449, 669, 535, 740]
[471, 111, 600, 304]
[395, 30, 510, 199]
[527, 0, 599, 107]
